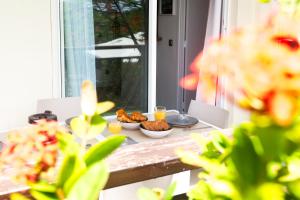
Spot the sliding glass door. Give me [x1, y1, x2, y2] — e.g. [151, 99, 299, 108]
[62, 0, 149, 113]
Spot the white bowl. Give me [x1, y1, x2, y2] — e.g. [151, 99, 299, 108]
[140, 126, 173, 139]
[121, 122, 140, 130]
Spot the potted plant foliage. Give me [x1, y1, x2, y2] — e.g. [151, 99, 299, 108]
[0, 80, 125, 200]
[177, 0, 300, 199]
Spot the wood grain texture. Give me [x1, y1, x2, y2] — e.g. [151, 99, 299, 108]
[0, 135, 201, 199]
[0, 126, 234, 200]
[105, 135, 201, 188]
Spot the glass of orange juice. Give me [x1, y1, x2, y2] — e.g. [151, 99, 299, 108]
[154, 106, 166, 120]
[108, 121, 122, 134]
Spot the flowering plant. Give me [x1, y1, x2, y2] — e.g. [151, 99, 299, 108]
[0, 121, 61, 184]
[181, 13, 300, 126]
[177, 1, 300, 200]
[0, 80, 125, 200]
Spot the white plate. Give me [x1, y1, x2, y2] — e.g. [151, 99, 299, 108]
[140, 127, 173, 139]
[121, 122, 140, 130]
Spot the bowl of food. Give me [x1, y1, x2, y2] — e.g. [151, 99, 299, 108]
[116, 109, 148, 130]
[140, 120, 173, 139]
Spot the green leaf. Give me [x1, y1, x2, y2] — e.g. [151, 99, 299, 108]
[288, 179, 300, 198]
[70, 116, 88, 138]
[164, 182, 176, 200]
[257, 183, 285, 200]
[10, 193, 31, 200]
[30, 190, 58, 200]
[137, 188, 159, 200]
[63, 155, 86, 195]
[67, 161, 109, 200]
[212, 132, 231, 153]
[210, 180, 240, 199]
[258, 0, 272, 3]
[255, 125, 286, 162]
[56, 154, 76, 187]
[187, 180, 213, 200]
[57, 132, 80, 155]
[231, 125, 262, 187]
[96, 101, 115, 114]
[202, 142, 221, 159]
[84, 135, 126, 166]
[280, 156, 300, 182]
[176, 149, 203, 167]
[87, 115, 107, 139]
[29, 182, 56, 193]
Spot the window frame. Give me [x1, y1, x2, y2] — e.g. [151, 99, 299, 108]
[51, 0, 64, 98]
[52, 0, 157, 112]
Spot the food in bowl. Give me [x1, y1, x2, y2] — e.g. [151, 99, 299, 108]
[141, 120, 171, 131]
[130, 111, 148, 122]
[140, 120, 173, 138]
[116, 109, 148, 130]
[116, 109, 147, 123]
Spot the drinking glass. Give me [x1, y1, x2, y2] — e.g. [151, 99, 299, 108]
[154, 106, 166, 120]
[108, 121, 122, 134]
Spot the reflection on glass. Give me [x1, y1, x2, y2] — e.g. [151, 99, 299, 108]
[92, 0, 148, 114]
[63, 0, 148, 113]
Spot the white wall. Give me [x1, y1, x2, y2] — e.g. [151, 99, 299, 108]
[0, 0, 54, 130]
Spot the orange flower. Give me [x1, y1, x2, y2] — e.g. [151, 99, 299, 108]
[180, 13, 300, 126]
[179, 74, 199, 90]
[269, 92, 298, 126]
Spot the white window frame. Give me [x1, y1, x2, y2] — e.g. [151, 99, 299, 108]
[51, 0, 63, 98]
[51, 0, 157, 112]
[216, 0, 230, 109]
[148, 0, 157, 112]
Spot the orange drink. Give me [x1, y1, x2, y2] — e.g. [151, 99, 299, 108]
[154, 106, 166, 120]
[108, 121, 122, 134]
[154, 111, 166, 120]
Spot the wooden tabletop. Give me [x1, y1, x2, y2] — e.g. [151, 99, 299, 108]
[0, 111, 222, 198]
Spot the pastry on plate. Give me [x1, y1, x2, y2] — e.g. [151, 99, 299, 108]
[116, 109, 147, 123]
[141, 120, 171, 131]
[130, 111, 148, 122]
[116, 109, 135, 123]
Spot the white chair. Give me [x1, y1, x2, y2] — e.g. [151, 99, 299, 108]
[188, 100, 229, 129]
[36, 97, 81, 121]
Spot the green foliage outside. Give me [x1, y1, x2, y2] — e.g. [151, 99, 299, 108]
[93, 0, 146, 44]
[93, 0, 148, 113]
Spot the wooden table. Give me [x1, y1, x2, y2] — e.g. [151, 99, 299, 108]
[0, 111, 222, 199]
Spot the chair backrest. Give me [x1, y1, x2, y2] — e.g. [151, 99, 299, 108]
[37, 97, 81, 121]
[188, 100, 229, 129]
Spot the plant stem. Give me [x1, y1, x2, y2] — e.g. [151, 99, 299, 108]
[81, 115, 92, 154]
[56, 188, 65, 200]
[81, 137, 87, 155]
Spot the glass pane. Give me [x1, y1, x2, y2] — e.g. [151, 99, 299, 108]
[63, 0, 149, 113]
[93, 0, 148, 114]
[63, 0, 97, 97]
